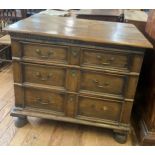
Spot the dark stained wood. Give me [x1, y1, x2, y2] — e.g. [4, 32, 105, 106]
[23, 42, 69, 64]
[81, 48, 131, 71]
[3, 14, 152, 49]
[80, 69, 126, 97]
[69, 46, 80, 65]
[145, 10, 155, 40]
[23, 63, 66, 89]
[133, 10, 155, 146]
[24, 87, 65, 113]
[124, 10, 148, 35]
[75, 9, 123, 22]
[75, 9, 123, 17]
[14, 116, 28, 128]
[65, 94, 77, 117]
[66, 69, 80, 92]
[77, 96, 122, 121]
[5, 14, 152, 144]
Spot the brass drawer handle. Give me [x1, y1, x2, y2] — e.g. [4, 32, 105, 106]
[35, 49, 54, 59]
[97, 55, 115, 65]
[36, 97, 49, 105]
[71, 47, 80, 57]
[97, 55, 102, 59]
[93, 79, 110, 88]
[91, 104, 108, 111]
[71, 70, 77, 77]
[101, 62, 111, 65]
[35, 72, 52, 81]
[102, 106, 108, 111]
[69, 96, 74, 102]
[72, 50, 78, 57]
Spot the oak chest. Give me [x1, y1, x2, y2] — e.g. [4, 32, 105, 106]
[4, 14, 152, 144]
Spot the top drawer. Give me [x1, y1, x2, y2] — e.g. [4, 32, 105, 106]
[81, 48, 131, 70]
[12, 41, 69, 64]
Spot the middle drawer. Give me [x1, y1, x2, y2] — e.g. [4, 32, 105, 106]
[23, 63, 66, 89]
[80, 70, 128, 97]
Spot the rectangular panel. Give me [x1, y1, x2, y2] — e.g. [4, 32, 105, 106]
[23, 43, 69, 63]
[11, 40, 22, 58]
[80, 70, 127, 97]
[24, 87, 65, 113]
[69, 46, 80, 65]
[14, 85, 24, 107]
[23, 63, 66, 89]
[13, 61, 23, 83]
[65, 94, 77, 117]
[77, 96, 122, 121]
[66, 69, 80, 92]
[81, 48, 130, 70]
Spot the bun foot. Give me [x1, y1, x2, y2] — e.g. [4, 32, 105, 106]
[113, 132, 127, 144]
[14, 116, 28, 128]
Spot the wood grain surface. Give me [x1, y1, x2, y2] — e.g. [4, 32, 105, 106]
[3, 14, 152, 48]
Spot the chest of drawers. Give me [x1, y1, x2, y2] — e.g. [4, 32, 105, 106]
[4, 14, 152, 144]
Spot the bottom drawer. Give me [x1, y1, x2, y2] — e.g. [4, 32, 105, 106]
[24, 87, 65, 113]
[77, 96, 122, 121]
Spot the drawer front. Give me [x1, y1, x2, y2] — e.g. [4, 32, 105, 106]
[24, 87, 65, 112]
[81, 48, 130, 70]
[23, 63, 66, 89]
[80, 70, 127, 96]
[23, 43, 68, 63]
[77, 96, 122, 121]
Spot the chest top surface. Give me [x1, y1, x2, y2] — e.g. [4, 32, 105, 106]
[4, 13, 152, 49]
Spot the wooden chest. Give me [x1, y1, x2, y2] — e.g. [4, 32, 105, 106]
[4, 14, 152, 144]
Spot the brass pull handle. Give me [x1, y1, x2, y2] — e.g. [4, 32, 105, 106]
[71, 70, 77, 77]
[69, 96, 74, 102]
[102, 106, 108, 111]
[97, 55, 102, 59]
[97, 55, 115, 65]
[36, 97, 49, 105]
[71, 47, 80, 57]
[91, 105, 108, 111]
[35, 49, 53, 59]
[72, 50, 78, 57]
[93, 79, 110, 88]
[35, 72, 52, 81]
[101, 62, 110, 65]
